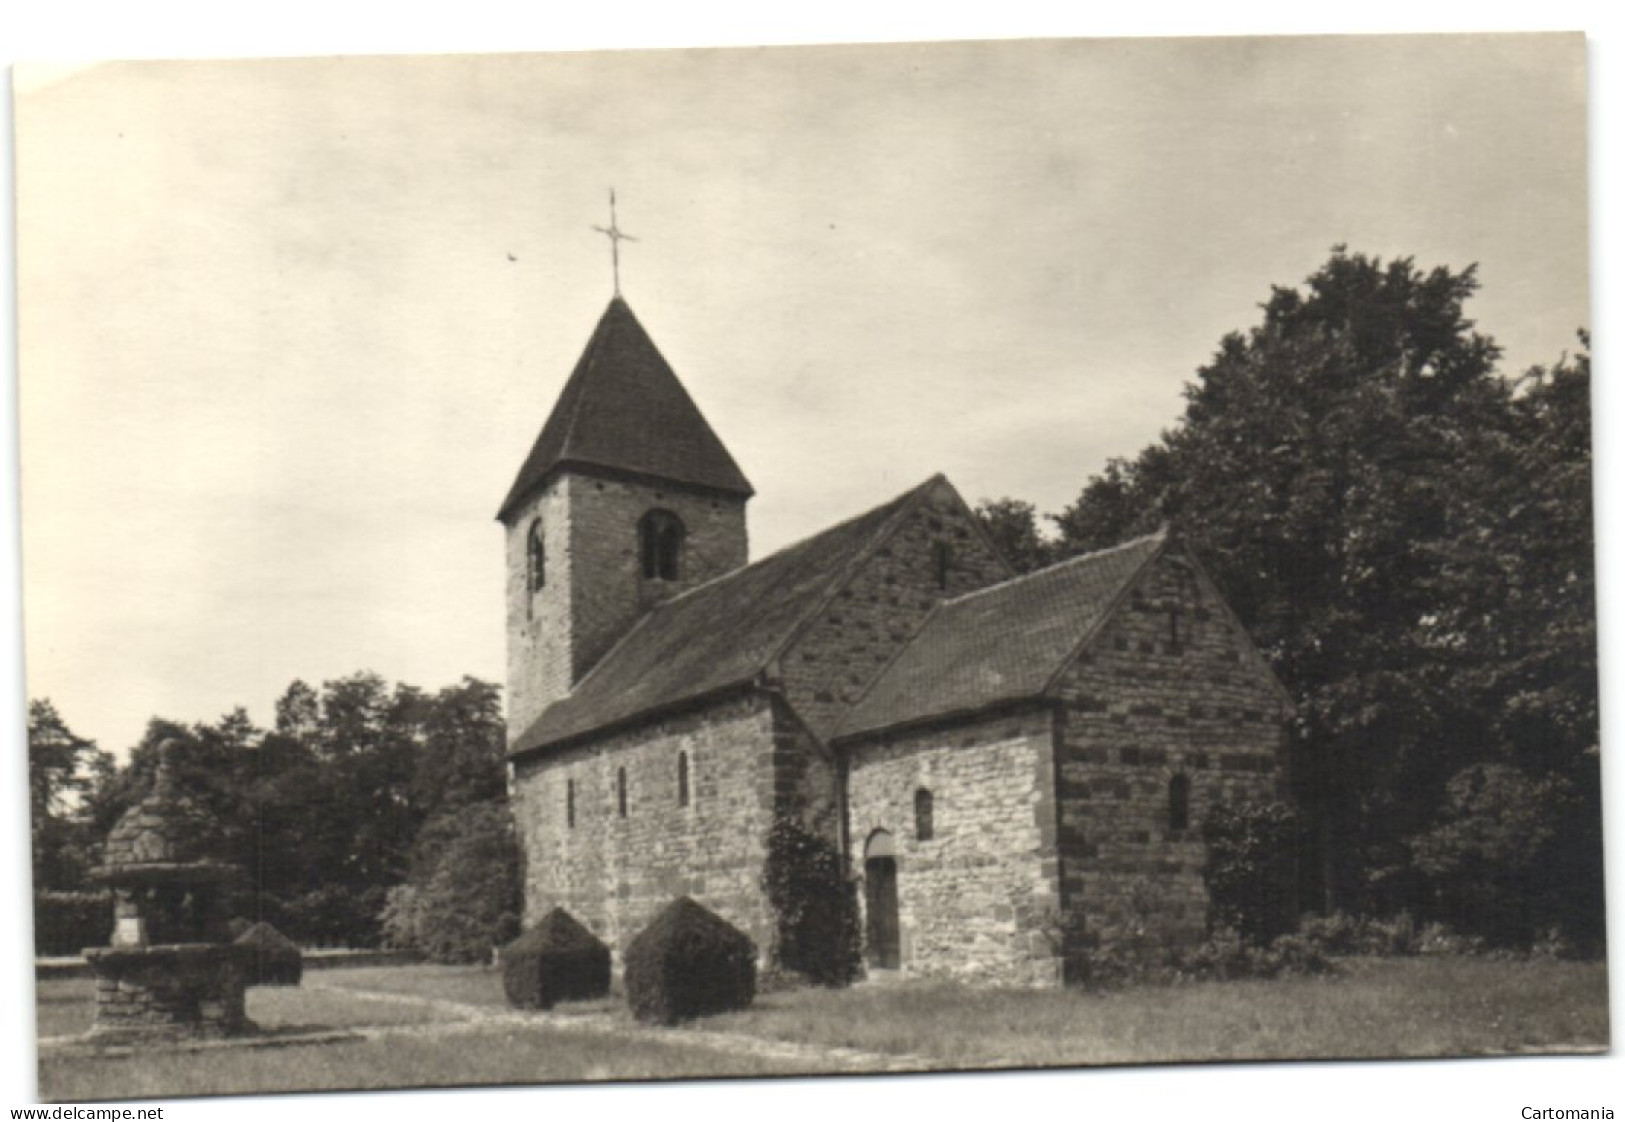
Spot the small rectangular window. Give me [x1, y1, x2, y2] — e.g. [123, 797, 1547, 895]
[915, 788, 935, 841]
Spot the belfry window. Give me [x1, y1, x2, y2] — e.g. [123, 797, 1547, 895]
[640, 509, 685, 581]
[1168, 774, 1191, 833]
[914, 788, 935, 841]
[527, 520, 546, 595]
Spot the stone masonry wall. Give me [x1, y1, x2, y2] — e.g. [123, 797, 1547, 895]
[510, 694, 780, 963]
[780, 479, 1010, 735]
[504, 479, 572, 739]
[504, 472, 748, 738]
[1051, 545, 1290, 959]
[846, 706, 1062, 987]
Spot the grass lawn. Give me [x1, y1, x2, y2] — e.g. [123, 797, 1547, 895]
[708, 956, 1610, 1067]
[36, 977, 459, 1041]
[39, 1023, 808, 1101]
[35, 954, 1609, 1101]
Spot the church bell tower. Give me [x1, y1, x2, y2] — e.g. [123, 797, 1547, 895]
[497, 296, 753, 740]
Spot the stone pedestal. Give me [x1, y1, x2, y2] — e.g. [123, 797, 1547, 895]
[82, 739, 256, 1046]
[85, 944, 252, 1043]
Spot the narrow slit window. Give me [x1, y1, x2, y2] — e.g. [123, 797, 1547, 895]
[932, 541, 952, 591]
[914, 788, 935, 841]
[617, 767, 628, 818]
[566, 778, 575, 829]
[677, 751, 690, 808]
[1169, 774, 1190, 833]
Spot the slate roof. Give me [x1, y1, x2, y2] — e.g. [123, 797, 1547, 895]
[497, 297, 753, 521]
[834, 530, 1169, 741]
[510, 476, 945, 757]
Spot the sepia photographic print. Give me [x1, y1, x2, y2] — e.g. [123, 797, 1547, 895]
[6, 21, 1617, 1118]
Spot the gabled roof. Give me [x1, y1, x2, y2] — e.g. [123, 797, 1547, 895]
[834, 530, 1169, 742]
[509, 476, 945, 757]
[497, 297, 753, 521]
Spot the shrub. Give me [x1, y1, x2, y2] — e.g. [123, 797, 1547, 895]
[624, 897, 756, 1025]
[281, 884, 388, 948]
[1202, 800, 1301, 946]
[235, 921, 303, 986]
[1248, 932, 1334, 978]
[1416, 921, 1484, 957]
[226, 890, 290, 935]
[1074, 926, 1332, 989]
[1362, 912, 1419, 955]
[1408, 763, 1600, 951]
[34, 890, 110, 956]
[378, 884, 425, 952]
[762, 815, 861, 986]
[1295, 911, 1366, 956]
[402, 802, 522, 963]
[500, 908, 611, 1010]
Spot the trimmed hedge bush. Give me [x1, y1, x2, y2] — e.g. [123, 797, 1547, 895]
[625, 897, 756, 1025]
[500, 908, 610, 1010]
[235, 921, 303, 986]
[34, 891, 110, 956]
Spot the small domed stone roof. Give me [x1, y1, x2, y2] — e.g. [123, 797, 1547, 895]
[97, 740, 234, 883]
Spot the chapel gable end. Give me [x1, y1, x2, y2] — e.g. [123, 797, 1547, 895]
[1070, 544, 1290, 714]
[777, 478, 1012, 739]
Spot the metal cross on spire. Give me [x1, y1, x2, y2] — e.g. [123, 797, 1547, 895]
[591, 188, 637, 296]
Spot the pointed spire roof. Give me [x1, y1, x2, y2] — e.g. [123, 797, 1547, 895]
[497, 297, 753, 521]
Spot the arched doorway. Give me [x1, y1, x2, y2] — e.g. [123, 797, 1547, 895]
[864, 829, 900, 970]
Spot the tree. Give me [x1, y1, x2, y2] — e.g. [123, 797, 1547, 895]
[1407, 763, 1590, 949]
[397, 801, 521, 962]
[412, 677, 507, 821]
[26, 700, 108, 889]
[1048, 248, 1593, 916]
[973, 497, 1054, 574]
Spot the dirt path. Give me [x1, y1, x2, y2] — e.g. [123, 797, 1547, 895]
[302, 977, 937, 1073]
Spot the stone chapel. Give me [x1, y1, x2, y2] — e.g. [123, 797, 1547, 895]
[502, 295, 1293, 986]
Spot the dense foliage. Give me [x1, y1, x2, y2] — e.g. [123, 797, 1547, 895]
[762, 815, 863, 986]
[33, 890, 110, 957]
[500, 907, 612, 1010]
[1201, 801, 1302, 946]
[625, 897, 757, 1025]
[27, 674, 514, 952]
[977, 249, 1599, 949]
[403, 801, 522, 962]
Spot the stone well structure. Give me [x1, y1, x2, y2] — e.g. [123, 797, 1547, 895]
[84, 740, 252, 1042]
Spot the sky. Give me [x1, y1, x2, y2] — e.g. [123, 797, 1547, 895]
[2, 6, 1621, 1119]
[12, 34, 1592, 761]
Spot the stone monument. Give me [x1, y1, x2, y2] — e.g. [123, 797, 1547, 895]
[83, 740, 252, 1042]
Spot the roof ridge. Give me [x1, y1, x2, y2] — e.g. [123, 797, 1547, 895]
[1034, 529, 1170, 699]
[937, 526, 1169, 608]
[643, 473, 945, 615]
[533, 473, 946, 710]
[510, 473, 956, 757]
[551, 301, 612, 473]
